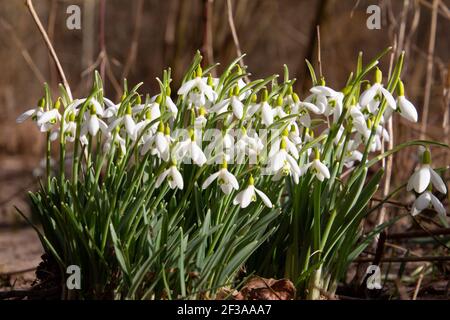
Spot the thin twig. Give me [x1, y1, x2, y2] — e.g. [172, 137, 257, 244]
[0, 17, 45, 83]
[201, 0, 215, 74]
[25, 0, 72, 100]
[226, 0, 247, 80]
[412, 267, 425, 300]
[121, 0, 144, 81]
[420, 0, 439, 140]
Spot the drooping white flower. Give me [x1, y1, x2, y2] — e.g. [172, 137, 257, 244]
[235, 128, 264, 164]
[108, 104, 138, 140]
[304, 150, 330, 181]
[140, 122, 171, 161]
[174, 130, 207, 166]
[407, 151, 446, 194]
[155, 164, 184, 190]
[233, 176, 272, 208]
[411, 191, 446, 217]
[201, 162, 239, 194]
[396, 81, 418, 123]
[359, 68, 396, 112]
[309, 85, 344, 122]
[268, 137, 301, 174]
[177, 68, 217, 104]
[210, 93, 244, 119]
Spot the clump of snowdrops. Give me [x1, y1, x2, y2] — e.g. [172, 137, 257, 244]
[17, 49, 447, 299]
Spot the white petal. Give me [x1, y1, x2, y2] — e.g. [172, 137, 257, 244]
[240, 186, 255, 208]
[177, 79, 196, 96]
[380, 87, 396, 110]
[414, 166, 431, 193]
[171, 166, 184, 190]
[430, 193, 446, 216]
[398, 96, 418, 122]
[224, 170, 239, 190]
[359, 84, 379, 107]
[314, 160, 330, 179]
[124, 114, 136, 138]
[155, 169, 170, 188]
[415, 192, 432, 211]
[16, 109, 36, 123]
[261, 102, 273, 126]
[430, 169, 447, 194]
[255, 188, 273, 208]
[202, 171, 220, 189]
[231, 97, 244, 119]
[88, 115, 99, 136]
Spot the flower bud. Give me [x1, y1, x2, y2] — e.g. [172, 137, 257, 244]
[38, 97, 45, 109]
[126, 103, 132, 115]
[248, 175, 254, 185]
[374, 67, 382, 84]
[397, 80, 405, 97]
[195, 65, 203, 78]
[422, 148, 431, 164]
[292, 93, 300, 104]
[54, 98, 61, 110]
[136, 94, 142, 105]
[262, 89, 269, 102]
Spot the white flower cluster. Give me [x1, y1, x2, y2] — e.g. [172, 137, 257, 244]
[17, 64, 423, 210]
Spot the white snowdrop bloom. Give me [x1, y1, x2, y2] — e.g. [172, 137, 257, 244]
[211, 94, 244, 119]
[310, 85, 344, 122]
[396, 81, 418, 123]
[37, 108, 61, 132]
[177, 68, 217, 103]
[103, 128, 126, 155]
[202, 162, 239, 194]
[233, 176, 272, 208]
[79, 102, 108, 138]
[155, 164, 184, 190]
[103, 98, 120, 118]
[246, 94, 260, 118]
[140, 122, 171, 161]
[135, 104, 161, 136]
[268, 137, 301, 175]
[174, 130, 207, 166]
[16, 105, 44, 124]
[204, 131, 234, 164]
[350, 105, 370, 140]
[359, 68, 396, 112]
[304, 91, 328, 114]
[61, 112, 77, 142]
[269, 129, 299, 160]
[304, 151, 330, 181]
[235, 128, 264, 163]
[260, 101, 274, 126]
[146, 93, 178, 117]
[407, 150, 447, 194]
[194, 107, 208, 129]
[411, 191, 446, 217]
[109, 104, 138, 140]
[343, 149, 363, 168]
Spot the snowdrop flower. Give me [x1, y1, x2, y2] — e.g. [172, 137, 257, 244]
[177, 66, 216, 103]
[235, 128, 264, 163]
[411, 191, 446, 217]
[109, 103, 138, 140]
[103, 127, 126, 155]
[396, 80, 418, 123]
[272, 95, 287, 120]
[359, 68, 396, 112]
[202, 161, 239, 194]
[268, 137, 301, 174]
[260, 89, 274, 126]
[310, 85, 344, 122]
[350, 105, 370, 140]
[16, 97, 45, 124]
[245, 94, 260, 118]
[233, 175, 272, 208]
[211, 86, 244, 119]
[80, 102, 107, 137]
[103, 97, 120, 118]
[62, 112, 77, 142]
[407, 149, 447, 194]
[304, 150, 330, 181]
[269, 129, 299, 160]
[37, 106, 61, 133]
[140, 122, 171, 161]
[155, 162, 184, 190]
[174, 129, 207, 166]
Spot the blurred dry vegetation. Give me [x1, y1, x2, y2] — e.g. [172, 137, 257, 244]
[0, 0, 449, 297]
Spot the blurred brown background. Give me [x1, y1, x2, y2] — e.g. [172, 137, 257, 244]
[0, 0, 449, 293]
